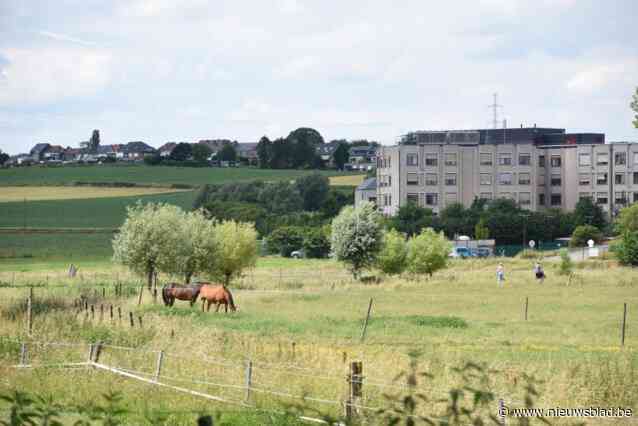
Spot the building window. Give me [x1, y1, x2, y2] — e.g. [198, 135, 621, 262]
[634, 152, 638, 165]
[407, 193, 418, 204]
[634, 172, 638, 185]
[551, 174, 561, 186]
[407, 173, 418, 185]
[579, 173, 591, 186]
[615, 192, 627, 205]
[518, 173, 530, 185]
[480, 173, 492, 185]
[388, 175, 392, 186]
[579, 153, 591, 166]
[634, 192, 638, 203]
[425, 153, 438, 167]
[498, 153, 512, 166]
[519, 192, 531, 205]
[425, 173, 437, 186]
[480, 153, 492, 166]
[597, 153, 609, 166]
[445, 153, 457, 166]
[615, 152, 626, 166]
[551, 155, 562, 167]
[615, 173, 626, 185]
[538, 193, 545, 206]
[538, 155, 546, 168]
[551, 194, 562, 206]
[445, 173, 457, 186]
[596, 192, 608, 205]
[479, 192, 492, 200]
[499, 192, 512, 200]
[597, 173, 608, 185]
[498, 172, 512, 185]
[518, 153, 531, 166]
[446, 193, 457, 204]
[406, 153, 418, 166]
[425, 193, 438, 206]
[538, 174, 545, 186]
[579, 192, 591, 200]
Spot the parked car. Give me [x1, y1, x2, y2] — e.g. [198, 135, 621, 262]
[449, 247, 475, 258]
[475, 247, 492, 257]
[291, 249, 305, 259]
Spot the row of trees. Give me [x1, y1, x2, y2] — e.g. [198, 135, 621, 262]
[112, 203, 257, 286]
[256, 128, 325, 169]
[144, 143, 240, 167]
[331, 202, 452, 278]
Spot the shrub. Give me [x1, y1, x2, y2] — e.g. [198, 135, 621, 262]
[615, 231, 638, 266]
[558, 248, 573, 275]
[301, 227, 331, 258]
[570, 225, 603, 248]
[267, 226, 305, 257]
[213, 220, 258, 286]
[377, 229, 408, 275]
[406, 228, 452, 277]
[616, 203, 638, 234]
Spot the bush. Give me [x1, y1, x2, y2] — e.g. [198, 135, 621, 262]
[406, 228, 452, 277]
[377, 229, 408, 275]
[301, 227, 330, 258]
[570, 225, 603, 247]
[267, 226, 305, 257]
[615, 231, 638, 266]
[558, 248, 573, 275]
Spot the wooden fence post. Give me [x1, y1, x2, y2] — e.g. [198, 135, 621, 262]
[154, 351, 164, 382]
[19, 343, 27, 366]
[137, 283, 144, 305]
[244, 360, 253, 403]
[153, 289, 158, 304]
[100, 304, 104, 322]
[118, 306, 122, 323]
[360, 298, 373, 342]
[129, 312, 134, 328]
[138, 315, 143, 328]
[102, 287, 106, 299]
[622, 303, 628, 346]
[87, 343, 95, 363]
[93, 341, 103, 363]
[291, 341, 296, 361]
[26, 287, 33, 335]
[524, 297, 529, 321]
[110, 305, 114, 322]
[345, 361, 363, 420]
[90, 305, 95, 321]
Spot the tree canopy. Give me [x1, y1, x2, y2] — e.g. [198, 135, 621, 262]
[213, 220, 258, 286]
[631, 87, 638, 129]
[295, 173, 330, 211]
[191, 144, 212, 162]
[406, 228, 452, 277]
[573, 197, 607, 230]
[389, 203, 435, 237]
[169, 143, 192, 162]
[217, 144, 237, 162]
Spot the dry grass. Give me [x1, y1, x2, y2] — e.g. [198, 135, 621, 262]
[329, 174, 366, 186]
[0, 186, 188, 202]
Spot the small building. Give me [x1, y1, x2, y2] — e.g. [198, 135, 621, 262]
[29, 143, 51, 162]
[355, 177, 377, 208]
[347, 145, 377, 171]
[123, 141, 156, 160]
[158, 142, 177, 158]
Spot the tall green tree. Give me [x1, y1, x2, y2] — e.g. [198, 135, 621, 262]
[169, 142, 192, 161]
[217, 144, 237, 162]
[439, 203, 473, 238]
[287, 127, 324, 168]
[474, 217, 489, 240]
[569, 225, 603, 247]
[270, 138, 291, 169]
[377, 229, 408, 275]
[213, 220, 258, 287]
[191, 144, 212, 162]
[406, 228, 452, 277]
[0, 150, 9, 166]
[88, 129, 100, 153]
[256, 136, 272, 168]
[257, 181, 303, 214]
[333, 142, 350, 170]
[295, 173, 330, 211]
[389, 203, 435, 237]
[631, 87, 638, 129]
[616, 202, 638, 233]
[573, 197, 607, 230]
[616, 231, 638, 266]
[331, 202, 383, 279]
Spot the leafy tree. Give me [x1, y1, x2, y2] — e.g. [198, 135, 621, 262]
[204, 201, 268, 235]
[615, 231, 638, 266]
[558, 248, 573, 275]
[112, 202, 184, 288]
[377, 229, 408, 275]
[267, 226, 305, 257]
[616, 203, 638, 233]
[256, 136, 272, 168]
[439, 202, 473, 238]
[269, 138, 291, 168]
[302, 227, 331, 258]
[143, 153, 162, 165]
[192, 143, 212, 162]
[213, 220, 258, 286]
[169, 142, 192, 161]
[406, 228, 452, 277]
[569, 225, 603, 247]
[217, 143, 237, 162]
[295, 173, 330, 211]
[389, 203, 434, 237]
[474, 217, 489, 240]
[330, 202, 383, 279]
[573, 197, 607, 230]
[0, 150, 9, 166]
[632, 87, 638, 129]
[257, 181, 303, 215]
[287, 127, 324, 168]
[88, 129, 100, 153]
[333, 142, 350, 170]
[321, 187, 353, 218]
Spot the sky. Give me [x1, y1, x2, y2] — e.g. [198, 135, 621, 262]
[0, 0, 637, 155]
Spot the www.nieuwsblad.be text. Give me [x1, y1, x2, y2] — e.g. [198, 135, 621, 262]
[499, 405, 633, 419]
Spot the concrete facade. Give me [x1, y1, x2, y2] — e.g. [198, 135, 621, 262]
[377, 127, 636, 217]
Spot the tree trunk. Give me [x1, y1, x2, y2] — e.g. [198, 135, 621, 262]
[224, 274, 230, 288]
[185, 272, 192, 284]
[147, 268, 154, 290]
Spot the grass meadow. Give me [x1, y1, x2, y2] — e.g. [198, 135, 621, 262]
[0, 257, 636, 424]
[0, 165, 359, 187]
[0, 186, 189, 202]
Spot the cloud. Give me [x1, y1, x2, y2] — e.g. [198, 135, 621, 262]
[0, 47, 112, 105]
[37, 30, 100, 47]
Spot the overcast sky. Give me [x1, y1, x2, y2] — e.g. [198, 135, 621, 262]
[1, 0, 637, 154]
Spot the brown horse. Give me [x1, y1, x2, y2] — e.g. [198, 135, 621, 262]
[162, 282, 202, 307]
[199, 284, 236, 313]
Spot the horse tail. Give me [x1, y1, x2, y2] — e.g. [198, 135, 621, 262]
[225, 287, 236, 311]
[161, 283, 172, 306]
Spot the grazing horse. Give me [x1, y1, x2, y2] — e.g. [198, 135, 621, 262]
[199, 284, 236, 313]
[161, 282, 202, 307]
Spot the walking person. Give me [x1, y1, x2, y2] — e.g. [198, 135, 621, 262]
[533, 261, 545, 284]
[496, 263, 505, 288]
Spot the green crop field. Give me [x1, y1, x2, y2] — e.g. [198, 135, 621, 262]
[0, 165, 355, 187]
[0, 190, 196, 229]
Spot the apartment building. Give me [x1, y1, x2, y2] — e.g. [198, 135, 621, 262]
[376, 127, 638, 217]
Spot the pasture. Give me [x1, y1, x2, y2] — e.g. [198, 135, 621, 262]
[0, 165, 360, 187]
[0, 257, 636, 424]
[0, 186, 188, 202]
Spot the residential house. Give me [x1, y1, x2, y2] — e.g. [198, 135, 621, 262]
[317, 140, 343, 167]
[354, 178, 377, 208]
[348, 145, 377, 171]
[29, 143, 51, 162]
[43, 145, 64, 162]
[158, 142, 177, 158]
[123, 141, 156, 160]
[62, 147, 82, 162]
[198, 139, 233, 154]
